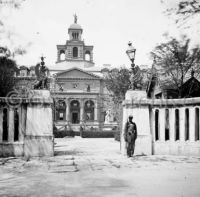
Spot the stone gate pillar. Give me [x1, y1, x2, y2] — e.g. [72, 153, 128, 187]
[24, 90, 54, 157]
[121, 90, 152, 156]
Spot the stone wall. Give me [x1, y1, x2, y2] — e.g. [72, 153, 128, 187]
[122, 90, 200, 156]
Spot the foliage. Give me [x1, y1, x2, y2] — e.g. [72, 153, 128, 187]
[177, 0, 200, 16]
[162, 0, 200, 27]
[104, 68, 131, 103]
[151, 36, 200, 97]
[0, 0, 27, 57]
[0, 55, 17, 97]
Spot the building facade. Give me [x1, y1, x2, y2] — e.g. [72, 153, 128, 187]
[15, 17, 117, 133]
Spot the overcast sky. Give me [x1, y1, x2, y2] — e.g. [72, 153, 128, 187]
[1, 0, 199, 68]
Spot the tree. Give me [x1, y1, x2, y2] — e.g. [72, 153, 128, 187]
[151, 36, 200, 97]
[104, 68, 131, 103]
[0, 49, 17, 97]
[0, 0, 27, 57]
[162, 0, 200, 27]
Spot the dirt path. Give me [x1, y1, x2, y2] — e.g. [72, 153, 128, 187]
[0, 137, 200, 197]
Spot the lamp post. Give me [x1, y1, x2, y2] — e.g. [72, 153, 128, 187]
[126, 41, 137, 90]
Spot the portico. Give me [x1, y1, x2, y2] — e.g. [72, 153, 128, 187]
[53, 92, 101, 130]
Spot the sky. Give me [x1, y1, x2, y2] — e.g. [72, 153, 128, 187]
[0, 0, 199, 69]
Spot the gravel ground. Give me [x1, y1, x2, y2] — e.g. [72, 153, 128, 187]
[0, 137, 200, 197]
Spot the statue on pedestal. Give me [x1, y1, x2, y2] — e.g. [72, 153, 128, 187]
[34, 56, 49, 90]
[105, 109, 113, 123]
[130, 65, 142, 90]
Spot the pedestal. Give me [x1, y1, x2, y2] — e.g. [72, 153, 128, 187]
[121, 90, 152, 155]
[24, 90, 54, 157]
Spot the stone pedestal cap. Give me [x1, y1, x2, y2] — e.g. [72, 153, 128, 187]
[125, 90, 147, 100]
[29, 90, 51, 99]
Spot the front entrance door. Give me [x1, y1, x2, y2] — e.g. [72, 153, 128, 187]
[72, 112, 79, 124]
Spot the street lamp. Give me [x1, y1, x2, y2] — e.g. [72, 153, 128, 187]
[126, 41, 136, 72]
[126, 41, 138, 90]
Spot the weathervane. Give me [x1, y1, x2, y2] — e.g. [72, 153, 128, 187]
[73, 14, 77, 23]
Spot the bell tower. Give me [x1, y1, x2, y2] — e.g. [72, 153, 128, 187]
[56, 15, 94, 67]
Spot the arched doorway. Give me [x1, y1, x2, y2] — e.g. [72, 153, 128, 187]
[70, 100, 80, 124]
[84, 100, 94, 122]
[56, 100, 66, 121]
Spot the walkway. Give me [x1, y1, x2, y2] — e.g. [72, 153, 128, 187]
[0, 137, 200, 197]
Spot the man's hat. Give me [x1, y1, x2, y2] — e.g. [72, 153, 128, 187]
[128, 115, 133, 118]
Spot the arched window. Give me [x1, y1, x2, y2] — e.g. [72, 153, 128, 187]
[165, 109, 170, 141]
[185, 108, 189, 141]
[14, 108, 19, 141]
[56, 100, 66, 121]
[3, 108, 8, 141]
[84, 100, 94, 122]
[73, 47, 78, 58]
[155, 109, 159, 141]
[195, 108, 199, 141]
[60, 50, 65, 61]
[85, 51, 91, 61]
[175, 109, 180, 141]
[70, 100, 80, 124]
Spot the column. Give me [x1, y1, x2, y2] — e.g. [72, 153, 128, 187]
[0, 108, 3, 142]
[159, 108, 165, 142]
[8, 108, 14, 142]
[94, 100, 98, 122]
[169, 108, 175, 142]
[189, 107, 195, 142]
[66, 98, 70, 123]
[179, 107, 185, 142]
[80, 99, 84, 123]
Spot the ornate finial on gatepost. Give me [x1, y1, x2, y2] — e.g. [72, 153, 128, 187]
[73, 14, 77, 23]
[40, 55, 46, 66]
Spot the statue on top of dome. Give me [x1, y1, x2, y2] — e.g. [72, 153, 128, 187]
[74, 14, 77, 24]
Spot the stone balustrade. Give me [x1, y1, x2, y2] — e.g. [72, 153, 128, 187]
[122, 90, 200, 156]
[0, 90, 54, 157]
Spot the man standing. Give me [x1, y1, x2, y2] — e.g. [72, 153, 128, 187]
[124, 115, 137, 157]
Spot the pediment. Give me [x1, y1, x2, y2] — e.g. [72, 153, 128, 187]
[56, 67, 100, 79]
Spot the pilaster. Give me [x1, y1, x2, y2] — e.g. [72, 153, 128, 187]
[94, 100, 98, 122]
[66, 98, 70, 123]
[80, 99, 84, 123]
